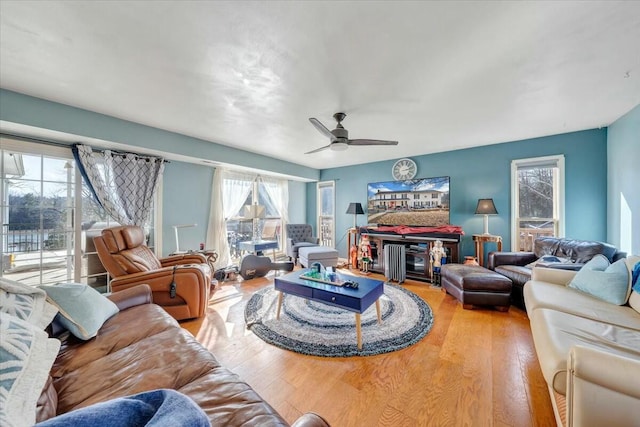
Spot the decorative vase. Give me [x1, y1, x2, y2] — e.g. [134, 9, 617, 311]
[464, 256, 479, 266]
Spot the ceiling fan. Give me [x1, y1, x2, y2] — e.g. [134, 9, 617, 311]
[305, 112, 398, 154]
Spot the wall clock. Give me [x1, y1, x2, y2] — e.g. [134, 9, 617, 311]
[392, 158, 417, 180]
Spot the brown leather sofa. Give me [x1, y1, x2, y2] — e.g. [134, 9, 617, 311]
[94, 225, 212, 320]
[37, 285, 330, 426]
[488, 237, 626, 308]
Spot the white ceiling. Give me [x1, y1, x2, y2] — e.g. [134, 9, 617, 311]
[1, 1, 639, 169]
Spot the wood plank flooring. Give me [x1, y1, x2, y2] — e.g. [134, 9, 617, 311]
[182, 270, 555, 427]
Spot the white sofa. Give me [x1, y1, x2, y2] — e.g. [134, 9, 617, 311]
[523, 258, 640, 427]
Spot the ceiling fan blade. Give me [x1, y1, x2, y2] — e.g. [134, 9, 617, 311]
[348, 139, 399, 146]
[309, 118, 337, 141]
[304, 144, 331, 154]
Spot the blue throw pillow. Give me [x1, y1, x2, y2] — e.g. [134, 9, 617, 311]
[39, 283, 119, 340]
[568, 255, 630, 305]
[632, 261, 640, 292]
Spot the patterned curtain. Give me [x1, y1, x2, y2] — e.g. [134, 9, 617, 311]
[72, 144, 164, 226]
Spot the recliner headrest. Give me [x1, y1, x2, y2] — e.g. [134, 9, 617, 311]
[101, 226, 145, 253]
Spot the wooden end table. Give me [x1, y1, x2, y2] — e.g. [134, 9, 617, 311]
[472, 234, 502, 267]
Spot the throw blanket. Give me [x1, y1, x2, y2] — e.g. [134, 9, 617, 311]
[0, 278, 58, 329]
[36, 389, 209, 427]
[362, 225, 465, 235]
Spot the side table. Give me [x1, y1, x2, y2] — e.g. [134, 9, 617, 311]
[238, 240, 279, 260]
[472, 234, 502, 267]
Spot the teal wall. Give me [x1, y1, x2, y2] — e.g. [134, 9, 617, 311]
[0, 89, 314, 257]
[161, 164, 309, 256]
[607, 104, 640, 254]
[313, 129, 609, 258]
[1, 89, 616, 260]
[288, 181, 308, 224]
[161, 161, 214, 255]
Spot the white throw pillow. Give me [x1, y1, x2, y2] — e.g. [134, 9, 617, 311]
[0, 312, 61, 427]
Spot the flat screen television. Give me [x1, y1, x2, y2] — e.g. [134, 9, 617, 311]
[367, 176, 450, 227]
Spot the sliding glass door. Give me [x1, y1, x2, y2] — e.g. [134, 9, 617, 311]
[1, 139, 80, 286]
[1, 138, 159, 291]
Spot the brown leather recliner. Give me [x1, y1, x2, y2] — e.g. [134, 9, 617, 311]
[93, 226, 212, 321]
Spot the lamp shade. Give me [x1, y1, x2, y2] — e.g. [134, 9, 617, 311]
[243, 204, 265, 219]
[346, 202, 365, 215]
[475, 199, 498, 215]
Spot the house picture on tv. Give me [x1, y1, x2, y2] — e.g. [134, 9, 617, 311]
[367, 176, 450, 227]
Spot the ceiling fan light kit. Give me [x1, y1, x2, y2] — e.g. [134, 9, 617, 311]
[305, 112, 399, 154]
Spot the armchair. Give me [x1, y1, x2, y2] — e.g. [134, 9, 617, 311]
[285, 224, 319, 265]
[93, 225, 212, 321]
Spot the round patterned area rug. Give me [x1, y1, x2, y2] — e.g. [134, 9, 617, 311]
[244, 283, 433, 357]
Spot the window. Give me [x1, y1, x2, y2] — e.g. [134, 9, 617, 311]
[511, 155, 565, 251]
[224, 176, 286, 261]
[317, 181, 335, 247]
[1, 139, 79, 286]
[0, 138, 160, 290]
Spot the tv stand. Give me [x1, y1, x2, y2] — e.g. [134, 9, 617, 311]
[363, 232, 460, 283]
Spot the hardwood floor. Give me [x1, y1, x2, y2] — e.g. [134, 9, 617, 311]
[182, 270, 555, 426]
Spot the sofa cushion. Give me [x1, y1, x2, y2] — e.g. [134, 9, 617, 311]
[526, 255, 572, 269]
[534, 237, 617, 263]
[568, 256, 629, 305]
[0, 312, 61, 427]
[51, 306, 289, 425]
[494, 265, 532, 287]
[51, 303, 177, 377]
[40, 283, 119, 340]
[0, 278, 58, 329]
[529, 308, 640, 395]
[524, 280, 640, 330]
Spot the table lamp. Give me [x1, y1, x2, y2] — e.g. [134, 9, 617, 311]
[243, 203, 266, 242]
[346, 202, 365, 229]
[475, 198, 498, 235]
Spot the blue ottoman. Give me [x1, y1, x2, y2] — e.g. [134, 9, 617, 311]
[299, 246, 339, 268]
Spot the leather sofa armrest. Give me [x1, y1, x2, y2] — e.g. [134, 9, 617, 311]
[531, 267, 577, 285]
[160, 253, 207, 266]
[487, 251, 537, 270]
[566, 345, 640, 427]
[107, 284, 152, 311]
[291, 412, 331, 427]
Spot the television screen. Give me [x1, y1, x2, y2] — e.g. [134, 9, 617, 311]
[367, 176, 450, 227]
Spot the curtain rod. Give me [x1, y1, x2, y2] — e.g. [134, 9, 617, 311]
[0, 132, 170, 163]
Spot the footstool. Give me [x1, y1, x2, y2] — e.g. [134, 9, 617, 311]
[441, 264, 513, 311]
[299, 246, 339, 268]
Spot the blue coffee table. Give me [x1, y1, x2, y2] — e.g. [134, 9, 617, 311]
[274, 269, 384, 350]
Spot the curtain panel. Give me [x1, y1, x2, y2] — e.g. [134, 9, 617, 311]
[72, 144, 164, 226]
[206, 169, 256, 268]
